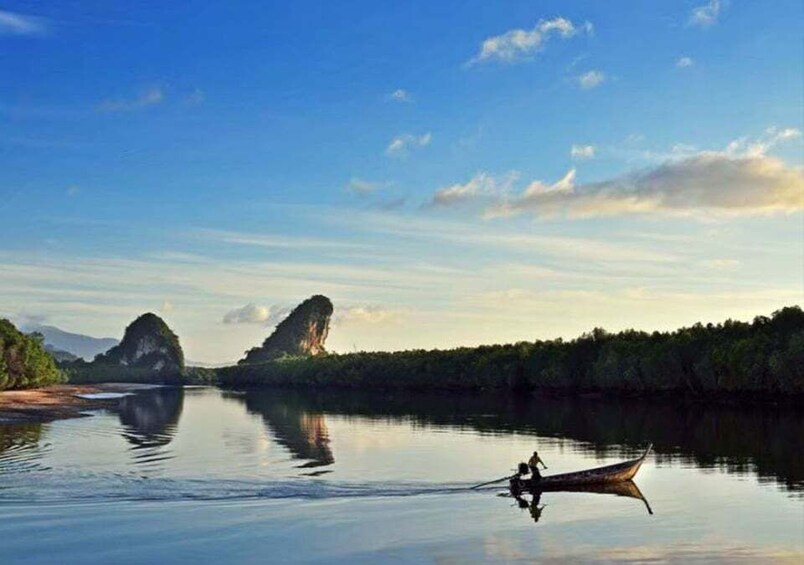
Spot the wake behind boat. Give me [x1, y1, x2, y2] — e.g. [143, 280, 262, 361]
[510, 444, 653, 493]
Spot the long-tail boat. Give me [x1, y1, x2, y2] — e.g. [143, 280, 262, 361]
[510, 444, 652, 493]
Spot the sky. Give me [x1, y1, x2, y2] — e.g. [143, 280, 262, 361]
[1, 0, 802, 363]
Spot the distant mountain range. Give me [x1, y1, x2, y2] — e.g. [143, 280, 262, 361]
[22, 324, 119, 361]
[43, 344, 80, 362]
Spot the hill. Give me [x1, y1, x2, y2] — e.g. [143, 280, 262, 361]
[21, 324, 118, 361]
[240, 295, 333, 364]
[66, 313, 185, 384]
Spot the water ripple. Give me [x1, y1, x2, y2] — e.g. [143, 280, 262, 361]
[0, 472, 478, 504]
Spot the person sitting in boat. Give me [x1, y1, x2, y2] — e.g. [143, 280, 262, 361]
[528, 451, 548, 480]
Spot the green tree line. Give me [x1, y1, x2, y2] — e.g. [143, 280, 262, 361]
[218, 306, 804, 397]
[0, 319, 65, 390]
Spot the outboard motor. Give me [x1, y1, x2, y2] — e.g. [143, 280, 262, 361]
[510, 461, 529, 495]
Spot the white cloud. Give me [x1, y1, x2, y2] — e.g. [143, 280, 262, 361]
[385, 133, 431, 157]
[676, 57, 694, 68]
[571, 145, 596, 160]
[431, 129, 803, 219]
[688, 0, 722, 28]
[222, 303, 290, 326]
[487, 154, 803, 219]
[578, 70, 605, 89]
[387, 89, 412, 103]
[467, 17, 592, 66]
[334, 306, 400, 326]
[430, 171, 518, 207]
[161, 300, 174, 313]
[725, 127, 801, 158]
[223, 303, 268, 324]
[0, 10, 46, 36]
[97, 86, 164, 113]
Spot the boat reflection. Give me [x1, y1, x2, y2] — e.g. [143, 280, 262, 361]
[510, 481, 654, 524]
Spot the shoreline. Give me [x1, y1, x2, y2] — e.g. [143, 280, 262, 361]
[0, 383, 162, 424]
[2, 380, 800, 427]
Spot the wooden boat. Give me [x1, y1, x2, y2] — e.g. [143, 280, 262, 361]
[511, 444, 652, 492]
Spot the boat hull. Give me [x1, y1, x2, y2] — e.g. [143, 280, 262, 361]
[512, 444, 652, 490]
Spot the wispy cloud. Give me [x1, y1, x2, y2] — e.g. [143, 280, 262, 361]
[332, 209, 678, 264]
[577, 70, 605, 89]
[334, 305, 401, 326]
[376, 197, 407, 211]
[704, 259, 739, 270]
[430, 171, 518, 207]
[724, 126, 801, 158]
[347, 177, 384, 195]
[688, 0, 722, 28]
[676, 57, 695, 68]
[193, 228, 369, 251]
[467, 17, 592, 66]
[97, 86, 164, 113]
[571, 145, 596, 160]
[185, 88, 205, 106]
[386, 133, 431, 157]
[0, 10, 47, 36]
[387, 89, 412, 103]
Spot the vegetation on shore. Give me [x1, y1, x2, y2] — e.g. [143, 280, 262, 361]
[0, 319, 65, 391]
[218, 306, 804, 397]
[62, 362, 216, 385]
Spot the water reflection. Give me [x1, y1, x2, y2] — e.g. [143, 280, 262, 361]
[510, 480, 654, 524]
[240, 390, 333, 468]
[228, 389, 803, 492]
[0, 423, 42, 453]
[512, 492, 546, 523]
[0, 423, 46, 474]
[116, 387, 184, 449]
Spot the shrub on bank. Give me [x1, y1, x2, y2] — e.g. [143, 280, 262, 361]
[0, 319, 65, 390]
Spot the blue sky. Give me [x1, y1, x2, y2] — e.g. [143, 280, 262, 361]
[1, 0, 802, 362]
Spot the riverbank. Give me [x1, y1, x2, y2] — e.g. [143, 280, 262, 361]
[0, 383, 161, 424]
[218, 306, 804, 397]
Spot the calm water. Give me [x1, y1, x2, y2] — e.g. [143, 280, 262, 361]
[0, 387, 802, 564]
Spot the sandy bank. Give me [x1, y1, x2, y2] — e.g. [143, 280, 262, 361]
[0, 383, 161, 424]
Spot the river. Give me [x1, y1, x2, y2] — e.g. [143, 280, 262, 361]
[0, 387, 801, 564]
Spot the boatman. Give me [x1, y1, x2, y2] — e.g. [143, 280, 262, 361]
[528, 450, 548, 481]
